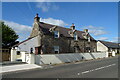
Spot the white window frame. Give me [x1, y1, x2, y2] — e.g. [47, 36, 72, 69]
[88, 37, 91, 42]
[54, 46, 59, 53]
[54, 31, 59, 38]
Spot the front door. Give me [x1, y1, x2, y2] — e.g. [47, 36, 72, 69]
[35, 47, 41, 55]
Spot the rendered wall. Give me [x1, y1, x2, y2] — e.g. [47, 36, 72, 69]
[35, 52, 107, 65]
[17, 36, 39, 53]
[97, 41, 108, 52]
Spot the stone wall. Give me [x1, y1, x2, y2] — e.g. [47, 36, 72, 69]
[41, 34, 97, 54]
[42, 35, 72, 54]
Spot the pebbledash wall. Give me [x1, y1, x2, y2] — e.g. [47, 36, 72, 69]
[34, 52, 107, 64]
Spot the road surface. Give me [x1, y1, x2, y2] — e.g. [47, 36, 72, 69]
[2, 56, 119, 78]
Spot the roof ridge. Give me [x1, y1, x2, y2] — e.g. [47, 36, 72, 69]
[99, 40, 118, 44]
[40, 22, 85, 32]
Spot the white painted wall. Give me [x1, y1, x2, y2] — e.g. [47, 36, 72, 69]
[17, 36, 39, 53]
[97, 41, 108, 52]
[28, 54, 35, 64]
[35, 52, 107, 65]
[112, 51, 116, 56]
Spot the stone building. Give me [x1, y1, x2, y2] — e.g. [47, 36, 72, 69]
[14, 14, 97, 54]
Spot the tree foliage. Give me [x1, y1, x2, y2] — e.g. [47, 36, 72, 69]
[0, 21, 19, 48]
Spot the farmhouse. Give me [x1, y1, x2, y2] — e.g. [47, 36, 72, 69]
[13, 14, 97, 55]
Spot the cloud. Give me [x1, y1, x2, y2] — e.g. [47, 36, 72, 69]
[4, 20, 32, 41]
[111, 37, 120, 43]
[97, 37, 108, 40]
[3, 18, 67, 41]
[36, 2, 59, 12]
[82, 25, 107, 36]
[41, 18, 68, 26]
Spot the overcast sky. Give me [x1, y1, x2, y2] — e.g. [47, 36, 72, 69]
[2, 2, 119, 42]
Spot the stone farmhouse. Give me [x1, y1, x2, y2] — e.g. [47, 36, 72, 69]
[14, 14, 97, 55]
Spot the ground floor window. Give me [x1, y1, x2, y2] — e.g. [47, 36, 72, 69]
[54, 46, 59, 54]
[74, 46, 80, 53]
[85, 47, 91, 52]
[17, 51, 20, 55]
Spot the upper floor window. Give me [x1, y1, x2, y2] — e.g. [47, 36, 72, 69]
[54, 31, 59, 38]
[74, 33, 78, 40]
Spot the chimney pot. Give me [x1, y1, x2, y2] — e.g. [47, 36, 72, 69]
[72, 23, 74, 26]
[84, 29, 88, 33]
[36, 13, 38, 17]
[70, 23, 75, 30]
[34, 13, 40, 22]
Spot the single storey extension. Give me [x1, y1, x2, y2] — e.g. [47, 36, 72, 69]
[97, 40, 120, 55]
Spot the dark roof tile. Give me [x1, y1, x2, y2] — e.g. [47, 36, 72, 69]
[39, 22, 96, 41]
[99, 40, 119, 48]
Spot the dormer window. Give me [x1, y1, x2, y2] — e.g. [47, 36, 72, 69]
[88, 37, 90, 42]
[54, 31, 59, 38]
[74, 33, 78, 40]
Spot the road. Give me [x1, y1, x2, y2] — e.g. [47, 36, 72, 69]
[2, 56, 119, 78]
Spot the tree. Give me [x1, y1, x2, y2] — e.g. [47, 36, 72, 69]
[0, 21, 19, 48]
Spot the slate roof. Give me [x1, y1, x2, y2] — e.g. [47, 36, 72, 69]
[98, 40, 119, 48]
[13, 22, 96, 47]
[13, 37, 36, 47]
[39, 22, 96, 41]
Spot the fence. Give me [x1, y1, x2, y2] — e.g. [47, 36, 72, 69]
[0, 49, 10, 62]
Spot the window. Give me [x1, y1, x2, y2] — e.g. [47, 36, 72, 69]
[74, 33, 78, 40]
[88, 37, 90, 42]
[54, 31, 59, 38]
[85, 47, 90, 52]
[54, 46, 59, 54]
[94, 47, 96, 52]
[30, 48, 33, 53]
[17, 51, 20, 55]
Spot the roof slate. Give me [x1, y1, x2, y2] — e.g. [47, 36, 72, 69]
[13, 22, 96, 47]
[99, 40, 119, 48]
[39, 22, 96, 41]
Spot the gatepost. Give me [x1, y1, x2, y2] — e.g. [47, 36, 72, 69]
[21, 52, 26, 62]
[112, 51, 115, 56]
[11, 47, 17, 61]
[106, 52, 109, 57]
[28, 53, 35, 64]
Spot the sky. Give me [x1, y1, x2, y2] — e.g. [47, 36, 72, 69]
[2, 2, 119, 42]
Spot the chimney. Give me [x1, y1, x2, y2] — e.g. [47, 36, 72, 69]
[84, 29, 88, 33]
[34, 13, 40, 22]
[70, 23, 75, 30]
